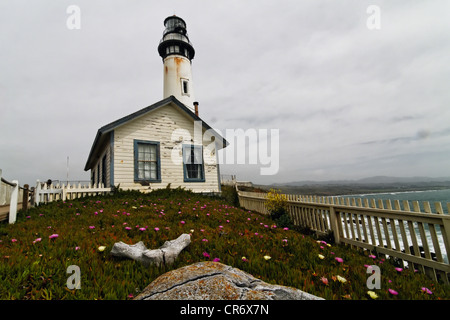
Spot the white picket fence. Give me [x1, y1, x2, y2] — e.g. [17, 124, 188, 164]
[0, 169, 21, 224]
[1, 168, 112, 224]
[34, 180, 111, 205]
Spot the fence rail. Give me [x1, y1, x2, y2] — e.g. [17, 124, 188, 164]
[237, 189, 450, 284]
[0, 169, 29, 224]
[1, 168, 112, 224]
[35, 180, 111, 205]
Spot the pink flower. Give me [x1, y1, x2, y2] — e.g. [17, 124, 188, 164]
[202, 238, 208, 242]
[369, 254, 376, 259]
[49, 234, 59, 239]
[388, 289, 398, 295]
[75, 246, 80, 251]
[283, 227, 289, 231]
[320, 277, 329, 285]
[213, 258, 220, 262]
[154, 227, 160, 231]
[421, 287, 433, 294]
[219, 226, 223, 229]
[203, 252, 210, 259]
[180, 221, 185, 224]
[11, 239, 17, 243]
[89, 226, 95, 229]
[335, 257, 344, 263]
[33, 238, 42, 244]
[125, 227, 131, 230]
[395, 267, 403, 272]
[254, 232, 259, 236]
[139, 227, 146, 231]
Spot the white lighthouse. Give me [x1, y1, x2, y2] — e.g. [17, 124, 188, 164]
[158, 16, 197, 112]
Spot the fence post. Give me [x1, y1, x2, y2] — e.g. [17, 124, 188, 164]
[62, 183, 67, 201]
[9, 180, 19, 224]
[35, 180, 41, 206]
[329, 206, 341, 244]
[22, 184, 29, 211]
[0, 169, 2, 205]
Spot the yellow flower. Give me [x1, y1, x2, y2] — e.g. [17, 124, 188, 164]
[318, 254, 325, 260]
[337, 275, 347, 283]
[367, 291, 379, 299]
[98, 246, 106, 252]
[263, 255, 271, 260]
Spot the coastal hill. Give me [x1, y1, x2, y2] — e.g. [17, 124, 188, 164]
[257, 176, 450, 196]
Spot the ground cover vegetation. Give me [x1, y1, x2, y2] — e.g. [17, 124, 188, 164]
[0, 186, 448, 300]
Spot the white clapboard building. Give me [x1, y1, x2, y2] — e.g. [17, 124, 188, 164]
[84, 16, 227, 193]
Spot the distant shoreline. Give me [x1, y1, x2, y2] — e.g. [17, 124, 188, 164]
[334, 188, 450, 198]
[253, 183, 450, 197]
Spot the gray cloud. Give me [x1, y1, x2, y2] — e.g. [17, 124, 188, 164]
[1, 0, 450, 186]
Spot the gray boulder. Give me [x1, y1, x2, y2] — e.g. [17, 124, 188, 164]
[110, 233, 191, 267]
[135, 261, 323, 300]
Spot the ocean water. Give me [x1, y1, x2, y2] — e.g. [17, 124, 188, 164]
[339, 188, 450, 214]
[335, 189, 450, 264]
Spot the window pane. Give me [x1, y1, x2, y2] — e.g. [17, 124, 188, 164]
[183, 146, 191, 164]
[193, 147, 202, 164]
[150, 163, 157, 179]
[150, 146, 156, 161]
[144, 162, 150, 179]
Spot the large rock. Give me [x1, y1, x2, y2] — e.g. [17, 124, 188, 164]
[110, 234, 191, 267]
[135, 261, 323, 300]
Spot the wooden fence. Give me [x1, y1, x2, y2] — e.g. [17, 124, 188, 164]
[1, 168, 112, 223]
[0, 169, 33, 224]
[237, 190, 450, 284]
[34, 180, 111, 205]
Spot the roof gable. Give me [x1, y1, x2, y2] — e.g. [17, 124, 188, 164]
[84, 95, 228, 171]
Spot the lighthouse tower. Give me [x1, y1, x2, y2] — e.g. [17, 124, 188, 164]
[158, 16, 197, 112]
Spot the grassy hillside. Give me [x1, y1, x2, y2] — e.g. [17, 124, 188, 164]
[0, 187, 448, 300]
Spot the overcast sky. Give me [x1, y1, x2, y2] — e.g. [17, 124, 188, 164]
[1, 0, 450, 186]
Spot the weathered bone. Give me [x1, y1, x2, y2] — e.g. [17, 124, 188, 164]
[110, 234, 191, 267]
